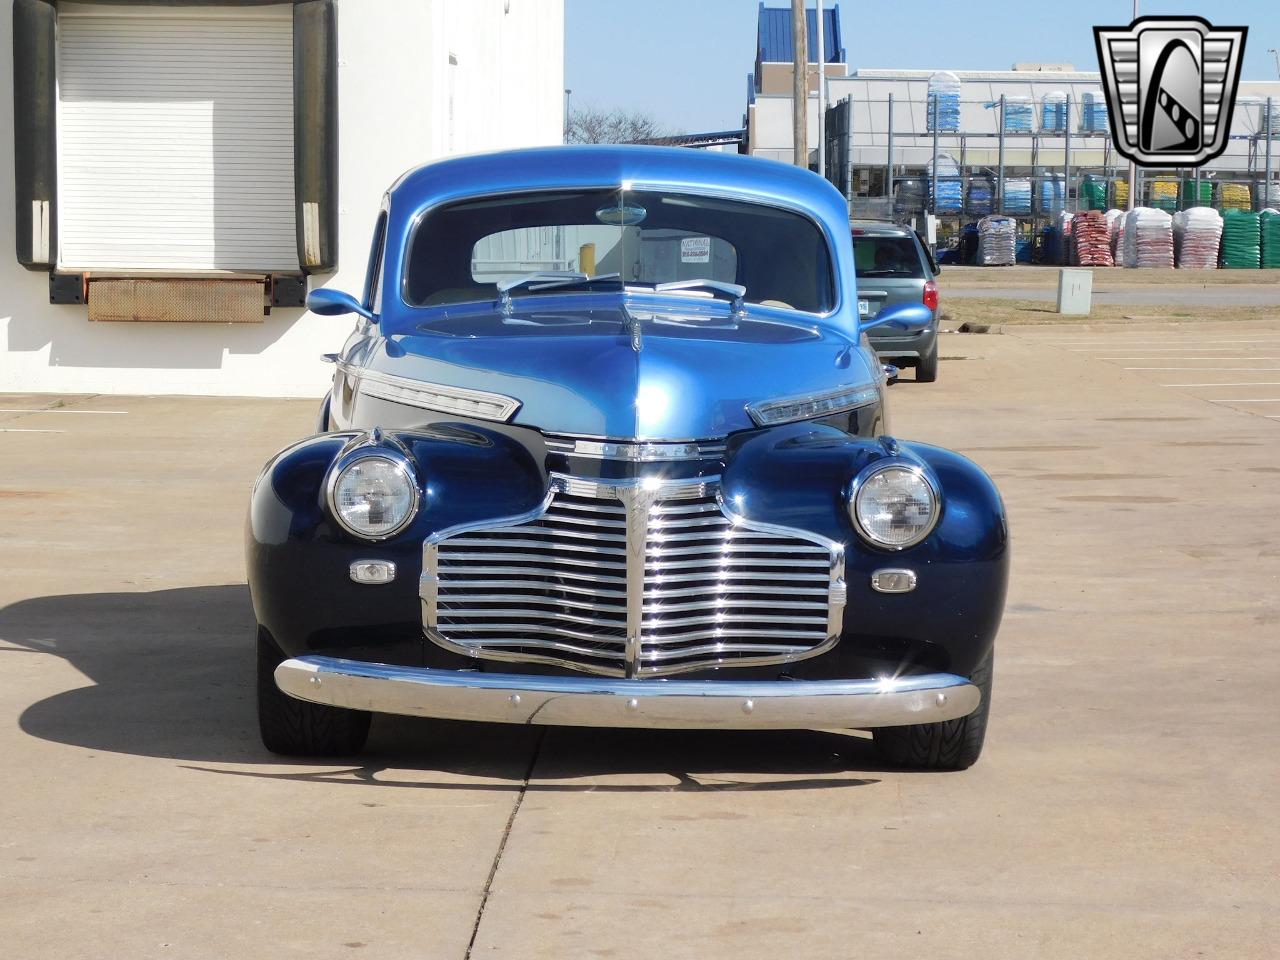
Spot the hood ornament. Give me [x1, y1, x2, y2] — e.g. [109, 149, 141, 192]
[626, 310, 643, 353]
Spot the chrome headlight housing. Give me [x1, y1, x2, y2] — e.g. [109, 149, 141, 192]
[850, 462, 940, 550]
[327, 453, 420, 540]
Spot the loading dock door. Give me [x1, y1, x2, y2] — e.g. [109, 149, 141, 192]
[57, 8, 299, 272]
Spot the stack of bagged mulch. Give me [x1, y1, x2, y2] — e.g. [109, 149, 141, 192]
[977, 215, 1017, 266]
[1172, 207, 1223, 269]
[1261, 210, 1280, 269]
[1122, 208, 1174, 268]
[1218, 183, 1252, 211]
[1072, 211, 1113, 266]
[1221, 210, 1261, 269]
[1106, 209, 1125, 264]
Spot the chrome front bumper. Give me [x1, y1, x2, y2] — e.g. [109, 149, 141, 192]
[275, 656, 981, 730]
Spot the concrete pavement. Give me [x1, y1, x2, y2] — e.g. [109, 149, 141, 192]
[1, 322, 1277, 959]
[946, 284, 1280, 306]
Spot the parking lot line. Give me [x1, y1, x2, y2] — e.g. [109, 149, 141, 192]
[1208, 398, 1280, 403]
[1048, 338, 1280, 345]
[1098, 356, 1280, 361]
[1124, 367, 1280, 371]
[0, 428, 67, 433]
[0, 408, 128, 415]
[1161, 382, 1280, 387]
[1071, 343, 1280, 351]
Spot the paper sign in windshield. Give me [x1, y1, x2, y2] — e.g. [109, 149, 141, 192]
[680, 237, 711, 263]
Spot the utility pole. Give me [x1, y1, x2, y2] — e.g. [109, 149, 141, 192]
[816, 0, 826, 178]
[1126, 0, 1138, 210]
[791, 0, 808, 167]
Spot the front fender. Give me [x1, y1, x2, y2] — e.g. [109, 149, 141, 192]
[721, 423, 1009, 678]
[247, 424, 548, 661]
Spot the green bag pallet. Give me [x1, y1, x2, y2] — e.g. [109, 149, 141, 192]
[1080, 178, 1108, 211]
[1262, 211, 1280, 269]
[1181, 180, 1213, 207]
[1221, 210, 1261, 269]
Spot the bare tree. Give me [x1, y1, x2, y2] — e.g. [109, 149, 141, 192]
[564, 104, 674, 145]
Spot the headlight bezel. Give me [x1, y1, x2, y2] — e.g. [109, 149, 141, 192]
[849, 460, 941, 551]
[325, 449, 421, 542]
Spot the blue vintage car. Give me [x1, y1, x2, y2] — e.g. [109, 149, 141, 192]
[248, 146, 1008, 769]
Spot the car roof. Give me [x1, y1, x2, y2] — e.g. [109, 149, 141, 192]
[390, 146, 851, 235]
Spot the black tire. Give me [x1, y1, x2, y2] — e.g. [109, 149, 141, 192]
[915, 340, 939, 383]
[872, 649, 993, 770]
[257, 629, 371, 756]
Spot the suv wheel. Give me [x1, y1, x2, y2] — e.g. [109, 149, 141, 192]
[916, 341, 939, 383]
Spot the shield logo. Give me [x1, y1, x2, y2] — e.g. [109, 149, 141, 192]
[1094, 16, 1247, 167]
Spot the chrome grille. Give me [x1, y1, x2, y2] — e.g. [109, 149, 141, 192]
[423, 476, 845, 679]
[643, 498, 837, 669]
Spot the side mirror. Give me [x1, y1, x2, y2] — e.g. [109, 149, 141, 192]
[307, 287, 375, 322]
[860, 302, 933, 335]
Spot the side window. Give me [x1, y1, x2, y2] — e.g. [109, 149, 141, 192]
[364, 210, 389, 314]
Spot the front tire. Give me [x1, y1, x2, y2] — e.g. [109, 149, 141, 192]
[872, 649, 992, 770]
[257, 629, 371, 756]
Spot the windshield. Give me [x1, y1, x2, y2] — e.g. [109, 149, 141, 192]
[852, 235, 926, 279]
[403, 188, 835, 313]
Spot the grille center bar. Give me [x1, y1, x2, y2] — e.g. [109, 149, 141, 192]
[619, 483, 659, 679]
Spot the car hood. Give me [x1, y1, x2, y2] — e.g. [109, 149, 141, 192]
[349, 297, 877, 440]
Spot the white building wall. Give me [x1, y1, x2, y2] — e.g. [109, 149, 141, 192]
[748, 92, 821, 165]
[0, 0, 565, 398]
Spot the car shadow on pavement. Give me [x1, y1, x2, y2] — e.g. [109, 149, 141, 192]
[1, 585, 883, 791]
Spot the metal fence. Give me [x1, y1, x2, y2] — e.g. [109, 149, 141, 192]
[823, 95, 1279, 220]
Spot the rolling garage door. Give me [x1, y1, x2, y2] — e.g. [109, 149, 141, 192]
[57, 7, 299, 272]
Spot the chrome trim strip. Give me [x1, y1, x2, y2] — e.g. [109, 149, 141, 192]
[338, 361, 522, 422]
[543, 435, 727, 462]
[745, 383, 881, 427]
[276, 657, 981, 730]
[552, 473, 719, 501]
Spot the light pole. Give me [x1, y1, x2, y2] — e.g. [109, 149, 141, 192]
[1269, 49, 1280, 80]
[791, 0, 807, 167]
[1126, 0, 1138, 210]
[816, 0, 826, 178]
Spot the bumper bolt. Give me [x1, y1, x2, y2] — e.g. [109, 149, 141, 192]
[625, 698, 639, 712]
[508, 694, 521, 707]
[741, 699, 755, 715]
[936, 693, 947, 707]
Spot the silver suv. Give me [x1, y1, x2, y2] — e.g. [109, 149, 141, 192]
[851, 221, 940, 382]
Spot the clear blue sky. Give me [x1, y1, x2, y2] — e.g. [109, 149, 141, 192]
[565, 0, 1280, 133]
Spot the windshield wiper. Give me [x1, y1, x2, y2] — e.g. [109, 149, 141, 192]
[496, 272, 623, 314]
[653, 279, 746, 314]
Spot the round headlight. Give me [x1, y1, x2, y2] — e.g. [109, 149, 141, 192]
[851, 463, 939, 549]
[330, 455, 418, 539]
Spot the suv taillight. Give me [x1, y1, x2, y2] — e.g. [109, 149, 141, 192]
[923, 280, 939, 312]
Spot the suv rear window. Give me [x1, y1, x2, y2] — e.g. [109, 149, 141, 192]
[852, 236, 926, 279]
